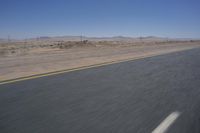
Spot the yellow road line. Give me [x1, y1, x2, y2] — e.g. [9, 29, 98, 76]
[0, 54, 159, 85]
[0, 48, 193, 85]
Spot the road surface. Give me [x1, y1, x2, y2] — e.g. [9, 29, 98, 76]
[1, 48, 200, 133]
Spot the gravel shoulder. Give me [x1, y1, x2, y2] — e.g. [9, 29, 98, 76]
[0, 41, 200, 81]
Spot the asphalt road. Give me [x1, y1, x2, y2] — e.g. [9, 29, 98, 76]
[1, 48, 200, 133]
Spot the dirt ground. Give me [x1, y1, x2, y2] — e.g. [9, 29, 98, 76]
[0, 41, 200, 81]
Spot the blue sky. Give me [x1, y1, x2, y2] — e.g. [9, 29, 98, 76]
[0, 0, 200, 39]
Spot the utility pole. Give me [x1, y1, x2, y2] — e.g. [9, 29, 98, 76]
[7, 35, 10, 42]
[80, 34, 83, 42]
[139, 36, 142, 42]
[166, 37, 169, 42]
[25, 38, 27, 44]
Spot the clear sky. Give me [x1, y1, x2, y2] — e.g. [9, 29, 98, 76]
[0, 0, 200, 39]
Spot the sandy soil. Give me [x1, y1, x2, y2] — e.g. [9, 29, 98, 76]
[0, 41, 200, 81]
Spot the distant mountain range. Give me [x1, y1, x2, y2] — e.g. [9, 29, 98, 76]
[26, 36, 170, 42]
[0, 38, 18, 42]
[0, 36, 198, 43]
[0, 38, 8, 42]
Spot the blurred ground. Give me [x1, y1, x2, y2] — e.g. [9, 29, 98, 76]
[1, 47, 200, 133]
[0, 40, 200, 81]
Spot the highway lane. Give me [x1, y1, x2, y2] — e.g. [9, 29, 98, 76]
[1, 48, 200, 133]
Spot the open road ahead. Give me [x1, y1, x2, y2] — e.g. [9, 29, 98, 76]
[1, 48, 200, 133]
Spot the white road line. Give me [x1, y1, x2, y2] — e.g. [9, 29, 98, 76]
[152, 111, 180, 133]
